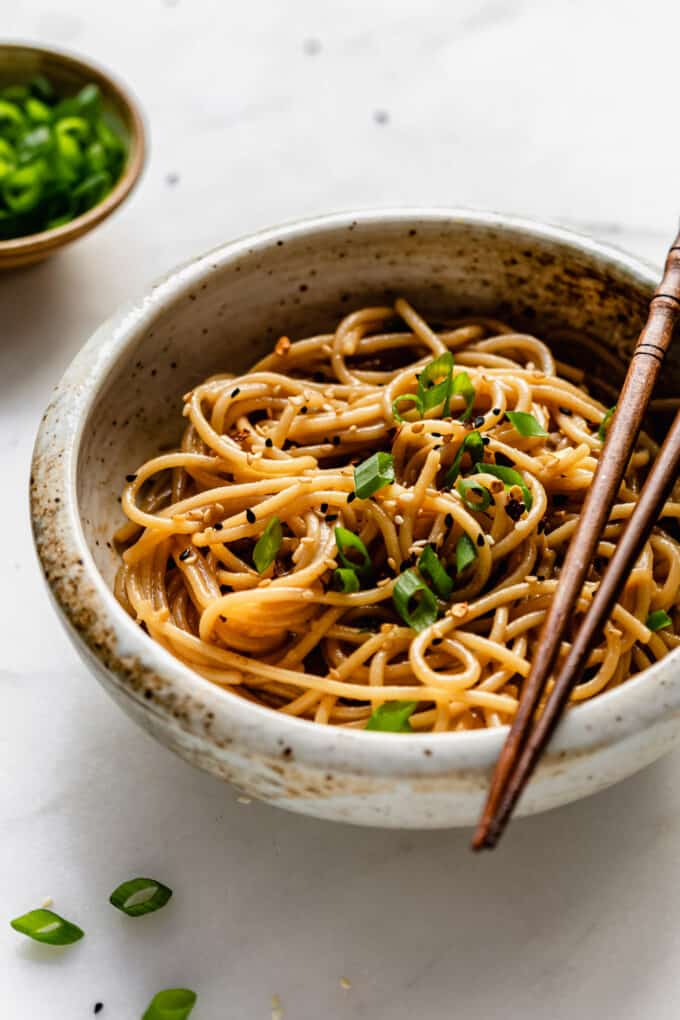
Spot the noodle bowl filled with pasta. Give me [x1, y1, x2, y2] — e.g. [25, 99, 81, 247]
[31, 209, 680, 827]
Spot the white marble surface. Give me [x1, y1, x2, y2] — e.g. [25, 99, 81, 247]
[2, 1, 680, 1016]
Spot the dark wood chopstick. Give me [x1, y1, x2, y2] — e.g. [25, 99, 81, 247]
[472, 229, 680, 851]
[479, 408, 680, 847]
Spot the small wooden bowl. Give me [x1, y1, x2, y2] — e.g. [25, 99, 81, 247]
[0, 43, 146, 269]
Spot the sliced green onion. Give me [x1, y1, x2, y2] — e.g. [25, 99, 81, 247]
[646, 610, 672, 632]
[455, 533, 478, 573]
[0, 75, 126, 240]
[10, 908, 84, 946]
[109, 878, 173, 917]
[392, 392, 423, 423]
[418, 351, 454, 415]
[142, 988, 197, 1020]
[474, 462, 533, 511]
[505, 411, 548, 437]
[335, 526, 372, 575]
[354, 451, 395, 499]
[443, 430, 484, 487]
[598, 405, 616, 442]
[392, 569, 439, 631]
[452, 371, 475, 422]
[25, 97, 51, 123]
[2, 161, 45, 212]
[253, 516, 283, 573]
[456, 478, 492, 512]
[418, 544, 453, 598]
[366, 700, 417, 732]
[333, 567, 360, 592]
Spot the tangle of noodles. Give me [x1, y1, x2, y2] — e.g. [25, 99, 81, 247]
[114, 300, 680, 732]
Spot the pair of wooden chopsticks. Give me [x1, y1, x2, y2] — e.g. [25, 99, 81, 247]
[472, 229, 680, 851]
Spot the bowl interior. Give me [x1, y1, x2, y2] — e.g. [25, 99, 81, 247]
[76, 214, 680, 597]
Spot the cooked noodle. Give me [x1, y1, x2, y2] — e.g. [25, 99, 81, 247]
[114, 300, 680, 732]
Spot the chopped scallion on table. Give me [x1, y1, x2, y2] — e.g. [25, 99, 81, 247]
[142, 988, 197, 1020]
[109, 877, 173, 917]
[10, 908, 84, 945]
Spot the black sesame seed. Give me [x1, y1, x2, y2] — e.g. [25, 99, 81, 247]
[432, 432, 442, 438]
[246, 509, 256, 524]
[320, 503, 328, 513]
[432, 637, 443, 646]
[265, 438, 273, 448]
[231, 387, 241, 397]
[179, 548, 191, 561]
[332, 435, 341, 446]
[476, 533, 485, 547]
[505, 499, 525, 522]
[300, 406, 308, 414]
[94, 1005, 103, 1015]
[559, 406, 573, 416]
[537, 575, 545, 582]
[473, 415, 485, 429]
[125, 473, 137, 483]
[492, 407, 501, 415]
[213, 522, 223, 531]
[347, 492, 356, 503]
[325, 514, 338, 522]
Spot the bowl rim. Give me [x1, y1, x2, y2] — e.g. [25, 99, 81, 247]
[0, 41, 146, 256]
[30, 206, 680, 776]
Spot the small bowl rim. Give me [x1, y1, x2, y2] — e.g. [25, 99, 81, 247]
[0, 40, 146, 257]
[30, 207, 680, 777]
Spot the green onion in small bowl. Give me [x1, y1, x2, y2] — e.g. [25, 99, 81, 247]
[0, 43, 145, 269]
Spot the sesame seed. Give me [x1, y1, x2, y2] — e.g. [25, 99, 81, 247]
[213, 522, 223, 530]
[492, 407, 501, 415]
[231, 387, 241, 397]
[432, 637, 443, 646]
[179, 548, 191, 561]
[325, 514, 338, 522]
[246, 508, 256, 524]
[265, 438, 273, 448]
[332, 435, 341, 446]
[473, 415, 485, 429]
[320, 503, 328, 513]
[476, 534, 485, 547]
[347, 492, 356, 503]
[125, 473, 137, 483]
[300, 406, 308, 414]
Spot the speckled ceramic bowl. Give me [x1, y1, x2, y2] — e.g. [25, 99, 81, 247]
[30, 209, 680, 828]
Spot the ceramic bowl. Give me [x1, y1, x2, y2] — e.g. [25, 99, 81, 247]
[30, 209, 680, 828]
[0, 43, 145, 269]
